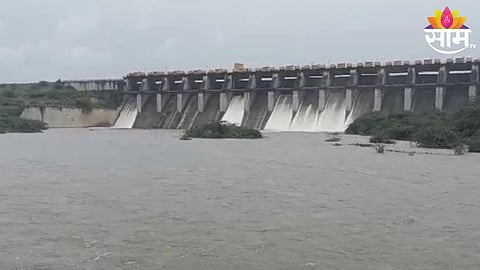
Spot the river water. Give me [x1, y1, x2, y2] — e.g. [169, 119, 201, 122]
[1, 129, 480, 270]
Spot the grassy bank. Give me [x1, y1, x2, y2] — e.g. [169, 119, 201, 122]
[182, 122, 263, 139]
[346, 99, 480, 152]
[0, 117, 47, 133]
[0, 81, 123, 133]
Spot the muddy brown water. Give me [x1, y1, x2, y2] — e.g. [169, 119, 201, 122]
[1, 129, 479, 270]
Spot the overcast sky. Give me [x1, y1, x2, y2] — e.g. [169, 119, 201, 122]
[0, 0, 478, 82]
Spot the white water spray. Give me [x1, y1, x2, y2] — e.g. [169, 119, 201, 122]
[221, 95, 245, 126]
[345, 91, 373, 130]
[263, 92, 350, 132]
[264, 95, 293, 131]
[290, 104, 318, 131]
[315, 92, 347, 132]
[113, 97, 138, 129]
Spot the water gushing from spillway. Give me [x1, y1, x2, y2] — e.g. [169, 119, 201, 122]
[345, 90, 374, 128]
[315, 91, 347, 132]
[264, 93, 349, 132]
[113, 97, 138, 129]
[177, 96, 198, 129]
[221, 95, 245, 126]
[290, 104, 318, 131]
[264, 95, 293, 131]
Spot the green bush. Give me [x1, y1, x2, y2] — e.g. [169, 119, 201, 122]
[414, 127, 460, 149]
[345, 112, 391, 135]
[0, 105, 25, 118]
[0, 117, 47, 133]
[25, 90, 46, 98]
[462, 132, 480, 153]
[184, 122, 262, 139]
[346, 103, 480, 151]
[451, 101, 480, 137]
[464, 139, 480, 153]
[75, 97, 93, 113]
[2, 90, 17, 98]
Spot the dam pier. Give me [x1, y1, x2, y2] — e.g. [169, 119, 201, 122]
[64, 58, 479, 131]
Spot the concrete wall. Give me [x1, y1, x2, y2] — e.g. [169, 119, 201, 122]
[21, 106, 120, 128]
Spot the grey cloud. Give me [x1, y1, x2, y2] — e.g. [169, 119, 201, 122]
[0, 0, 478, 82]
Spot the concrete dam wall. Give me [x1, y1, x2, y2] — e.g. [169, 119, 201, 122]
[21, 105, 120, 128]
[123, 58, 479, 131]
[66, 58, 480, 132]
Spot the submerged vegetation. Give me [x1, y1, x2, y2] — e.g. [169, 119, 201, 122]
[346, 99, 480, 152]
[374, 143, 385, 154]
[369, 133, 396, 144]
[325, 132, 342, 142]
[182, 121, 263, 139]
[453, 144, 469, 156]
[0, 81, 123, 133]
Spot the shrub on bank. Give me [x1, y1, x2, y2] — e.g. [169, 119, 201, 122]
[346, 101, 480, 152]
[462, 134, 480, 153]
[0, 117, 47, 133]
[451, 100, 480, 138]
[183, 122, 262, 139]
[345, 112, 391, 136]
[75, 97, 93, 113]
[413, 126, 460, 149]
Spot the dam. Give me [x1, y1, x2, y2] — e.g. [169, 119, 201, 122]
[68, 57, 480, 131]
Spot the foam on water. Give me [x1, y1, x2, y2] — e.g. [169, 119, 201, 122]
[113, 97, 138, 129]
[221, 95, 245, 126]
